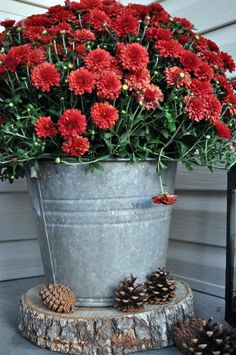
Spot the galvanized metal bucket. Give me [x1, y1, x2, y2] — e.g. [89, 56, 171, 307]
[27, 160, 177, 307]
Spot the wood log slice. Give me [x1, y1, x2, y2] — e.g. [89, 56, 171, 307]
[18, 279, 193, 354]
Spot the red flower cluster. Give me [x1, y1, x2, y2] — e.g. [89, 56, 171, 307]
[62, 136, 89, 157]
[139, 84, 164, 110]
[113, 10, 139, 37]
[152, 193, 177, 205]
[58, 109, 87, 138]
[96, 71, 121, 100]
[165, 67, 191, 88]
[117, 43, 149, 71]
[91, 102, 119, 129]
[31, 62, 60, 92]
[68, 68, 96, 95]
[35, 116, 57, 138]
[0, 0, 235, 172]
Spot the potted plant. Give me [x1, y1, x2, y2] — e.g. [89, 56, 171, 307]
[0, 0, 235, 306]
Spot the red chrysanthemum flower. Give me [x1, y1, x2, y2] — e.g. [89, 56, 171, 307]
[68, 68, 96, 95]
[117, 43, 149, 71]
[194, 62, 214, 81]
[5, 44, 33, 72]
[148, 2, 165, 14]
[174, 17, 193, 29]
[109, 57, 123, 78]
[34, 116, 57, 138]
[85, 48, 113, 72]
[149, 9, 170, 26]
[58, 109, 87, 138]
[225, 94, 236, 116]
[201, 50, 224, 71]
[62, 136, 89, 157]
[101, 0, 124, 16]
[0, 53, 6, 76]
[204, 95, 222, 123]
[145, 28, 172, 41]
[73, 0, 103, 11]
[215, 74, 234, 95]
[38, 33, 54, 45]
[184, 96, 206, 122]
[48, 22, 72, 36]
[127, 3, 149, 15]
[138, 84, 164, 110]
[220, 51, 236, 73]
[154, 39, 183, 58]
[0, 19, 15, 28]
[151, 195, 162, 204]
[189, 79, 214, 97]
[72, 29, 95, 43]
[113, 10, 139, 37]
[24, 14, 52, 27]
[165, 66, 191, 88]
[178, 35, 191, 45]
[193, 35, 208, 52]
[23, 26, 47, 42]
[87, 9, 111, 32]
[26, 49, 46, 68]
[213, 121, 232, 140]
[207, 39, 219, 52]
[152, 193, 177, 205]
[91, 102, 119, 129]
[75, 44, 87, 56]
[96, 71, 122, 100]
[125, 68, 150, 90]
[31, 62, 60, 92]
[48, 5, 76, 21]
[180, 50, 202, 72]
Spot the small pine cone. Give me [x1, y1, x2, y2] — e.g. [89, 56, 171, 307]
[172, 318, 204, 353]
[40, 283, 77, 313]
[114, 274, 148, 313]
[173, 317, 236, 354]
[146, 267, 176, 304]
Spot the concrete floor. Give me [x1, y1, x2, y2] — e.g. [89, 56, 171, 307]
[0, 277, 227, 355]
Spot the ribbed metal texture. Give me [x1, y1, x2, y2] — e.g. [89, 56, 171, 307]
[27, 160, 177, 307]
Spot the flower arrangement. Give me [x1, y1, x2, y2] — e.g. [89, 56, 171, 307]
[0, 0, 236, 187]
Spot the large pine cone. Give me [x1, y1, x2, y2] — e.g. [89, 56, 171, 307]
[40, 283, 77, 313]
[172, 318, 204, 353]
[172, 317, 236, 354]
[114, 274, 148, 313]
[146, 267, 176, 304]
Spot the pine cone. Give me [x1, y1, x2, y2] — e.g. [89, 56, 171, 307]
[172, 317, 236, 354]
[114, 274, 148, 313]
[172, 318, 204, 353]
[146, 267, 176, 304]
[40, 283, 77, 313]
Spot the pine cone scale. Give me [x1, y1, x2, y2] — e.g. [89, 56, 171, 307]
[40, 283, 76, 313]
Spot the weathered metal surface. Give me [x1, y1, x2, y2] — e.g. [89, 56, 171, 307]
[27, 160, 177, 307]
[18, 280, 193, 354]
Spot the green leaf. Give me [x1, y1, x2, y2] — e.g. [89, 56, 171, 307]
[88, 162, 104, 172]
[177, 141, 188, 155]
[119, 131, 131, 144]
[160, 130, 170, 139]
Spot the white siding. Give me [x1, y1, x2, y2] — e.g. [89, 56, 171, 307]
[0, 0, 235, 297]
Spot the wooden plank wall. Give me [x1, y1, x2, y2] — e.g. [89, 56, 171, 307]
[0, 1, 235, 297]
